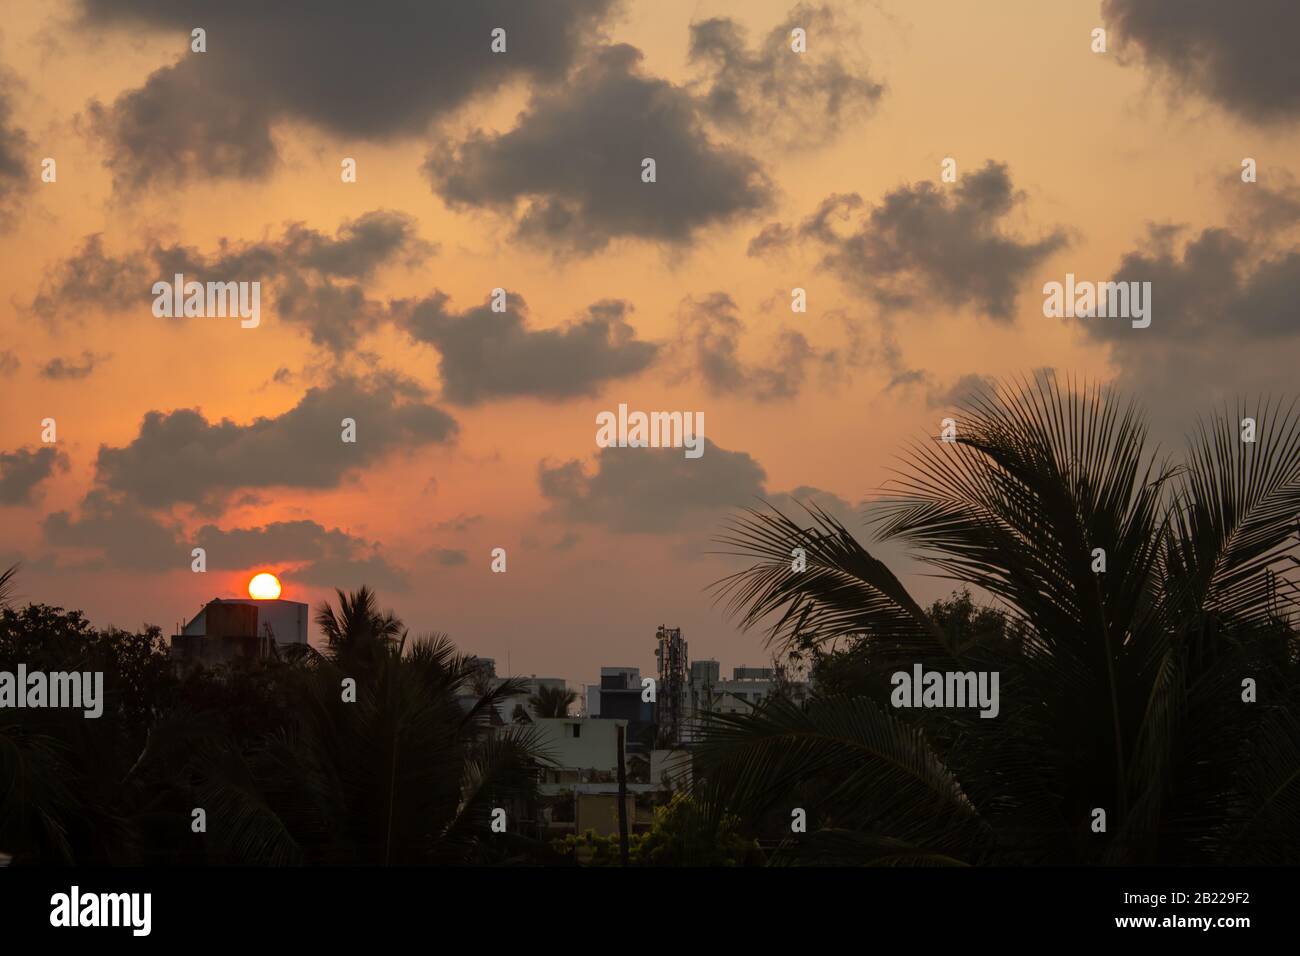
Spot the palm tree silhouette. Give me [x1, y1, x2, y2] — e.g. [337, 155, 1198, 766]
[699, 375, 1300, 865]
[528, 685, 577, 718]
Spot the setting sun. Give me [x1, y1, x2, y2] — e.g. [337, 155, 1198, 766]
[248, 572, 282, 600]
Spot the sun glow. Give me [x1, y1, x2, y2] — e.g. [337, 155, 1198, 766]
[248, 572, 282, 600]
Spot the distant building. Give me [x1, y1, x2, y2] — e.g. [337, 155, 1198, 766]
[683, 661, 810, 740]
[596, 666, 654, 751]
[170, 597, 309, 667]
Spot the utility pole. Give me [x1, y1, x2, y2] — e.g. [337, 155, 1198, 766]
[616, 722, 630, 866]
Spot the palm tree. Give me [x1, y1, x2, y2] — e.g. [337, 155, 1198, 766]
[700, 374, 1300, 865]
[314, 585, 405, 669]
[0, 564, 16, 608]
[528, 685, 577, 718]
[191, 632, 554, 864]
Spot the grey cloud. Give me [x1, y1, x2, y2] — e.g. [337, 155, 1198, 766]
[539, 439, 768, 533]
[419, 548, 468, 567]
[43, 492, 408, 588]
[434, 513, 483, 533]
[925, 373, 998, 410]
[32, 210, 429, 350]
[80, 0, 617, 190]
[30, 234, 152, 322]
[0, 446, 68, 505]
[1083, 224, 1300, 345]
[777, 163, 1067, 321]
[1104, 0, 1300, 124]
[94, 372, 458, 508]
[689, 3, 883, 145]
[40, 350, 111, 380]
[43, 490, 182, 570]
[426, 44, 773, 253]
[1073, 207, 1300, 436]
[196, 520, 410, 592]
[671, 292, 856, 401]
[398, 291, 658, 404]
[538, 439, 858, 539]
[0, 69, 32, 227]
[0, 350, 19, 377]
[746, 222, 795, 257]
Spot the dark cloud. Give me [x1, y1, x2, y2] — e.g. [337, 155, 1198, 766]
[0, 446, 68, 505]
[196, 520, 410, 592]
[765, 162, 1067, 321]
[426, 44, 773, 253]
[539, 439, 768, 533]
[419, 548, 468, 568]
[32, 210, 429, 350]
[539, 438, 858, 538]
[746, 222, 795, 257]
[39, 350, 111, 380]
[30, 233, 152, 322]
[1082, 224, 1300, 345]
[0, 69, 32, 227]
[44, 491, 408, 588]
[1073, 197, 1300, 434]
[689, 3, 883, 145]
[925, 373, 998, 409]
[94, 371, 458, 509]
[398, 290, 658, 404]
[0, 350, 19, 377]
[43, 490, 184, 570]
[671, 292, 856, 401]
[1104, 0, 1300, 124]
[433, 513, 483, 533]
[80, 0, 617, 190]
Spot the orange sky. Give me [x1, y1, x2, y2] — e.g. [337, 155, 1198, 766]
[2, 0, 1298, 689]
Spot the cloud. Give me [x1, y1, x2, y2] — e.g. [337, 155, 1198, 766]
[43, 490, 184, 570]
[538, 439, 857, 536]
[761, 162, 1067, 321]
[31, 210, 430, 350]
[925, 372, 998, 409]
[0, 350, 19, 377]
[1070, 196, 1300, 433]
[30, 233, 152, 322]
[670, 292, 858, 401]
[538, 439, 768, 533]
[418, 547, 468, 567]
[43, 492, 408, 588]
[94, 371, 458, 509]
[433, 513, 483, 533]
[397, 290, 658, 404]
[195, 520, 410, 592]
[1104, 0, 1300, 124]
[39, 350, 111, 380]
[80, 0, 617, 190]
[426, 44, 773, 253]
[0, 69, 32, 227]
[0, 446, 68, 505]
[689, 3, 883, 145]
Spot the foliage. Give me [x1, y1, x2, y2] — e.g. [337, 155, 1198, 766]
[705, 376, 1300, 864]
[551, 793, 761, 866]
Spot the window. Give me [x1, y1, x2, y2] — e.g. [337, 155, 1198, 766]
[571, 723, 581, 739]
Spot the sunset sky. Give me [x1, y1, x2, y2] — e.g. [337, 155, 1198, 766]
[1, 0, 1298, 690]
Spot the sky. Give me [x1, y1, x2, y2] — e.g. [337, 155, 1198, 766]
[1, 0, 1298, 692]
